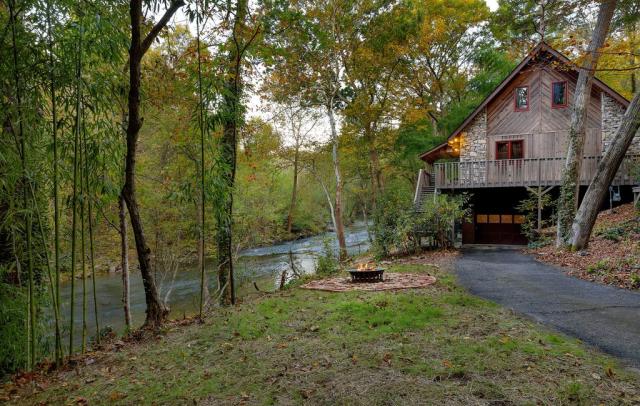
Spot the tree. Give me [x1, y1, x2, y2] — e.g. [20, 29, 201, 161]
[122, 0, 184, 327]
[216, 0, 261, 305]
[267, 0, 364, 261]
[569, 91, 640, 249]
[269, 100, 318, 234]
[556, 0, 617, 247]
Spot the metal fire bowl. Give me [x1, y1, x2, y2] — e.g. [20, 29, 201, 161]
[347, 268, 385, 283]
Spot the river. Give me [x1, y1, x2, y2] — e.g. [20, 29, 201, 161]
[58, 222, 371, 348]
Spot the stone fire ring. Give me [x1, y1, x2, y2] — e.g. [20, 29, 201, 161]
[301, 272, 437, 292]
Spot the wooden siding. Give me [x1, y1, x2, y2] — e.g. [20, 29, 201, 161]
[486, 129, 601, 160]
[481, 65, 602, 161]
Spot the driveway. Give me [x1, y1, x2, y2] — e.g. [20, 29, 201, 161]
[456, 245, 640, 367]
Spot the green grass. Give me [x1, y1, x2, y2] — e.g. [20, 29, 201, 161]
[5, 262, 640, 405]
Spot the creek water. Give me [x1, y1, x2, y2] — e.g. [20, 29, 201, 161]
[58, 223, 371, 348]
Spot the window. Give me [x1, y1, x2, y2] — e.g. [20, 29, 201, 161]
[515, 86, 528, 111]
[552, 81, 567, 108]
[496, 140, 524, 160]
[477, 214, 518, 224]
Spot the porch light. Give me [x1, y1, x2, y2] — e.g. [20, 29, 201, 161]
[448, 133, 463, 156]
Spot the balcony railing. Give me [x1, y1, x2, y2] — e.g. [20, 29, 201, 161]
[433, 155, 640, 189]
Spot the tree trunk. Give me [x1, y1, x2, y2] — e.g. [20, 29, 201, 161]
[196, 191, 209, 310]
[327, 104, 348, 261]
[122, 0, 183, 327]
[217, 0, 248, 306]
[570, 91, 640, 249]
[119, 195, 131, 329]
[195, 5, 208, 317]
[556, 0, 617, 247]
[315, 171, 338, 234]
[217, 85, 237, 306]
[286, 149, 299, 234]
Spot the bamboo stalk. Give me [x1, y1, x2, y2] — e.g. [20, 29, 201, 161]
[27, 182, 62, 368]
[69, 16, 84, 355]
[82, 110, 100, 343]
[46, 0, 63, 365]
[9, 0, 35, 370]
[196, 0, 207, 318]
[80, 124, 87, 353]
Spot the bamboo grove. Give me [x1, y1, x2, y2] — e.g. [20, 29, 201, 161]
[1, 0, 638, 377]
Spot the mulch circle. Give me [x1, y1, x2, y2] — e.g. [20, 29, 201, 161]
[301, 272, 437, 292]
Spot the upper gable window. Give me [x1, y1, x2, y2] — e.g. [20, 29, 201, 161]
[552, 81, 567, 108]
[514, 86, 529, 111]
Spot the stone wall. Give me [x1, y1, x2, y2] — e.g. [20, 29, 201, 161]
[460, 108, 487, 162]
[459, 109, 487, 184]
[602, 93, 640, 154]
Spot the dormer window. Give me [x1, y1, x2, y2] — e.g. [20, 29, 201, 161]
[552, 81, 567, 108]
[515, 86, 529, 111]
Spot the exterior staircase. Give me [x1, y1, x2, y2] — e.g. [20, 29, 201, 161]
[413, 168, 436, 212]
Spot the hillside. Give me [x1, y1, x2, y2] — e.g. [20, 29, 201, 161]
[531, 203, 640, 290]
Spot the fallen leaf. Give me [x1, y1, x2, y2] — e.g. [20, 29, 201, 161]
[109, 391, 127, 402]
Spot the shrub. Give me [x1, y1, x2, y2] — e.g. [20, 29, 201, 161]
[372, 191, 470, 259]
[516, 190, 555, 245]
[0, 265, 49, 378]
[315, 237, 339, 276]
[587, 259, 611, 274]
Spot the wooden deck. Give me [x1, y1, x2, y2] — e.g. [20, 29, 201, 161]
[433, 155, 640, 189]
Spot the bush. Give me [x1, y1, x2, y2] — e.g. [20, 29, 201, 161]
[0, 263, 51, 379]
[0, 266, 33, 378]
[372, 191, 470, 259]
[516, 190, 555, 245]
[315, 237, 339, 276]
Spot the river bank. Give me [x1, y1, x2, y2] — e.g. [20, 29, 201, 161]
[57, 223, 372, 348]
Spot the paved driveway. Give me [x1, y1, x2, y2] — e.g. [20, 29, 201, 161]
[456, 245, 640, 367]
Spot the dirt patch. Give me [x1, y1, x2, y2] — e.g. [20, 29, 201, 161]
[301, 272, 437, 292]
[530, 203, 640, 290]
[381, 249, 459, 267]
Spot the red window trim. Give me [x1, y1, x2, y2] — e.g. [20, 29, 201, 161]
[551, 80, 568, 109]
[495, 140, 524, 160]
[514, 86, 529, 112]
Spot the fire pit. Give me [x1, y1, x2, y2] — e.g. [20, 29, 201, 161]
[348, 263, 385, 283]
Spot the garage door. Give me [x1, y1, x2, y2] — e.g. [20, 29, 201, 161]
[475, 214, 527, 245]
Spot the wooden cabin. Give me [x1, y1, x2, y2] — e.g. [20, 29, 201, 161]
[415, 42, 638, 245]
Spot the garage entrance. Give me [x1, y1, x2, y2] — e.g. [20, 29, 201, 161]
[474, 213, 527, 245]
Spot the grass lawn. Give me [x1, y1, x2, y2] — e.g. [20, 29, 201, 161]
[4, 261, 640, 405]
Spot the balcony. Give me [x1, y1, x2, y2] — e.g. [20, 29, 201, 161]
[432, 155, 640, 189]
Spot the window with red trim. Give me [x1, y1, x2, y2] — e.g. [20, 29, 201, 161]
[552, 81, 567, 108]
[496, 140, 524, 160]
[514, 86, 528, 111]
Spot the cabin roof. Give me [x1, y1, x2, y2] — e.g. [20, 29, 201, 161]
[419, 41, 630, 162]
